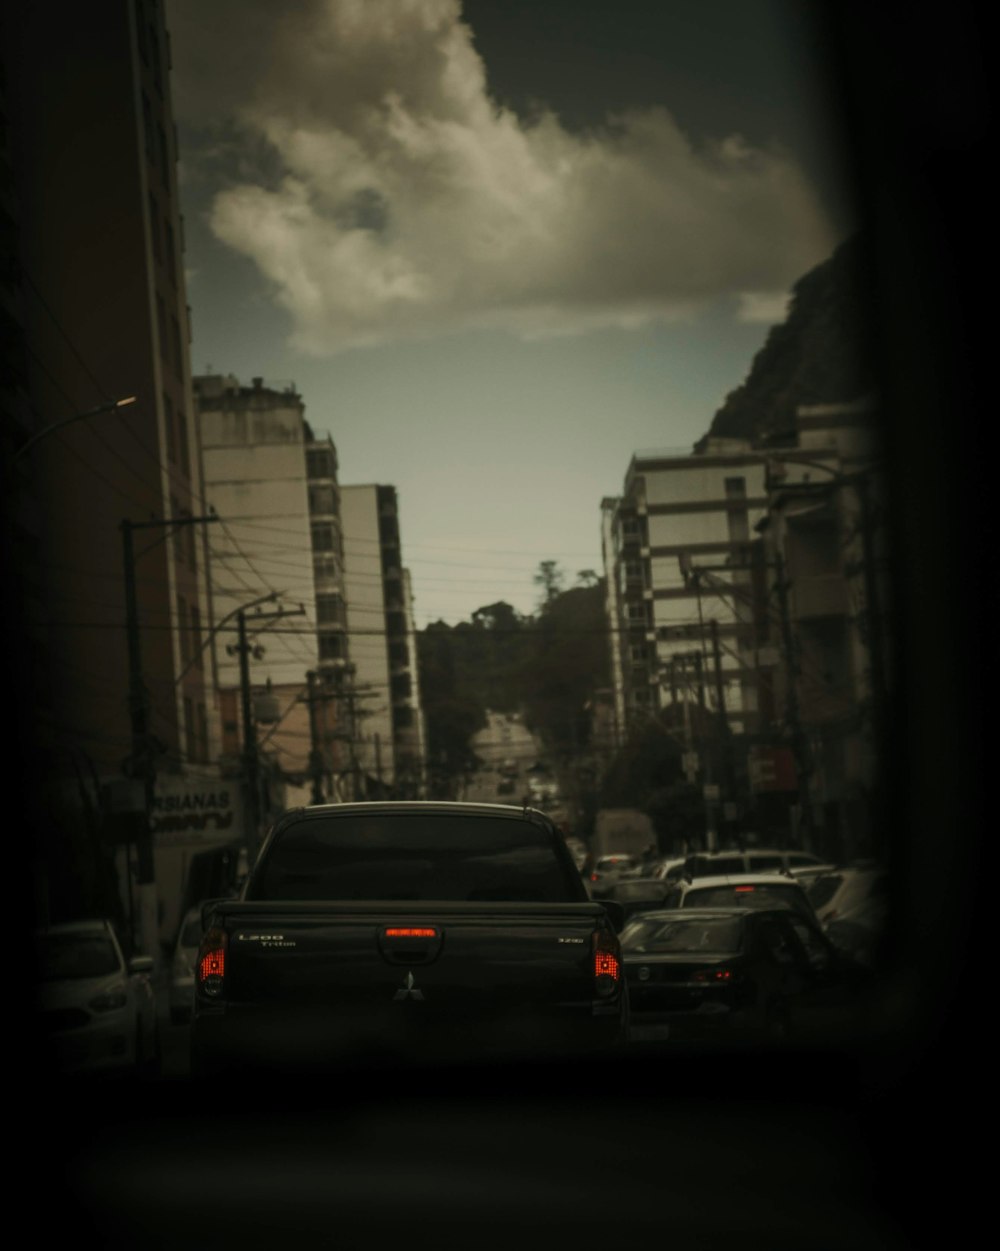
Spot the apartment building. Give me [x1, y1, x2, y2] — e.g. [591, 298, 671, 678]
[756, 398, 887, 859]
[194, 374, 348, 818]
[603, 440, 778, 741]
[4, 1, 217, 937]
[340, 485, 426, 796]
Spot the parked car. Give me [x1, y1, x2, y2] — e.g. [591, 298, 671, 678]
[660, 873, 817, 922]
[683, 849, 828, 878]
[34, 918, 160, 1076]
[169, 905, 206, 1024]
[622, 906, 871, 1044]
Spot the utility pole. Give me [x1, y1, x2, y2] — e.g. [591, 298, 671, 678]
[305, 670, 326, 805]
[229, 603, 305, 864]
[772, 551, 812, 847]
[121, 510, 218, 962]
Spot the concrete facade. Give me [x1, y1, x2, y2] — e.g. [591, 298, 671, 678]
[340, 484, 426, 795]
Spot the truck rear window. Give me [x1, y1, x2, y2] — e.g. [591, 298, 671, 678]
[247, 813, 585, 903]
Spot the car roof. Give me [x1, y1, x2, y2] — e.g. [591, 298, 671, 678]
[624, 907, 758, 921]
[682, 873, 805, 887]
[36, 918, 113, 936]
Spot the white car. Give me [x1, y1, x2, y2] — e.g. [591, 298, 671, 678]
[35, 918, 160, 1076]
[169, 905, 206, 1024]
[659, 873, 817, 922]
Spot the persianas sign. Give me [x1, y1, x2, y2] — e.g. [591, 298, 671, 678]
[152, 777, 242, 843]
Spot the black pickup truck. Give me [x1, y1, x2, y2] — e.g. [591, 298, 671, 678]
[191, 802, 628, 1073]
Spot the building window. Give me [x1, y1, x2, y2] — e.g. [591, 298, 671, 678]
[165, 221, 176, 283]
[307, 448, 335, 479]
[177, 594, 190, 663]
[158, 123, 170, 190]
[170, 496, 183, 561]
[142, 93, 154, 161]
[725, 477, 747, 497]
[197, 703, 209, 763]
[156, 293, 167, 358]
[318, 633, 344, 660]
[627, 601, 647, 621]
[163, 391, 175, 462]
[316, 594, 344, 625]
[309, 484, 336, 515]
[149, 194, 160, 260]
[183, 697, 195, 761]
[314, 554, 339, 582]
[171, 314, 183, 375]
[312, 524, 334, 552]
[177, 407, 189, 476]
[134, 1, 148, 62]
[191, 603, 202, 667]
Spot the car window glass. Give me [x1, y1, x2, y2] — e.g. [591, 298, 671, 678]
[807, 874, 844, 910]
[37, 933, 121, 980]
[750, 854, 783, 871]
[250, 813, 583, 902]
[622, 916, 742, 955]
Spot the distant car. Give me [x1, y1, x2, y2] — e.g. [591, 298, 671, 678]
[660, 873, 817, 922]
[683, 850, 828, 878]
[34, 918, 160, 1076]
[169, 905, 206, 1024]
[588, 853, 639, 897]
[622, 906, 871, 1043]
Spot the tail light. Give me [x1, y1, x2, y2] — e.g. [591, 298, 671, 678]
[196, 926, 228, 998]
[592, 929, 622, 998]
[693, 967, 733, 983]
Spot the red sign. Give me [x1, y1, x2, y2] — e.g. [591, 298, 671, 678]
[747, 747, 798, 793]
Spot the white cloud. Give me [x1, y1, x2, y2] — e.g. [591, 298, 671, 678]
[736, 291, 792, 324]
[168, 0, 835, 352]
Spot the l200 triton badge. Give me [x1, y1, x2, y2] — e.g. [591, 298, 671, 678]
[393, 971, 425, 1001]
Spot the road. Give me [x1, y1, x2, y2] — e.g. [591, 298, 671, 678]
[462, 709, 543, 805]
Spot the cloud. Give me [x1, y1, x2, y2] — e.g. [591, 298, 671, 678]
[736, 291, 792, 324]
[167, 0, 836, 353]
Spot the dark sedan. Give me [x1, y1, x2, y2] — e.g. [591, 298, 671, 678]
[622, 907, 871, 1045]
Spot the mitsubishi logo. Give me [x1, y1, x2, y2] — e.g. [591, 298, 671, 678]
[393, 971, 425, 1001]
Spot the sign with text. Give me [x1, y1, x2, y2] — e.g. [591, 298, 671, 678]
[152, 776, 243, 846]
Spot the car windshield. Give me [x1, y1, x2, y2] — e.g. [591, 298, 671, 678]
[622, 916, 743, 954]
[807, 874, 845, 910]
[248, 814, 584, 903]
[36, 933, 121, 981]
[686, 884, 809, 914]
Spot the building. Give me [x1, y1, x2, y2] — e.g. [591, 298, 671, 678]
[4, 0, 219, 948]
[340, 485, 426, 797]
[756, 398, 887, 860]
[194, 374, 349, 832]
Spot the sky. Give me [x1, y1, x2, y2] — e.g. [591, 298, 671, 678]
[166, 0, 853, 626]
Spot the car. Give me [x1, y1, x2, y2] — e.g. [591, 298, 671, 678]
[622, 906, 871, 1044]
[169, 905, 207, 1024]
[683, 849, 828, 877]
[659, 873, 817, 921]
[599, 877, 672, 923]
[588, 853, 639, 896]
[34, 918, 161, 1077]
[806, 865, 888, 928]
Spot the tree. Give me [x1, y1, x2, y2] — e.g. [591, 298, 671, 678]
[533, 560, 565, 607]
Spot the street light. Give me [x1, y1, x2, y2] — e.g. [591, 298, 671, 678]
[14, 395, 137, 461]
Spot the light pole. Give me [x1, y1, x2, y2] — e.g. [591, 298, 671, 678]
[14, 395, 137, 461]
